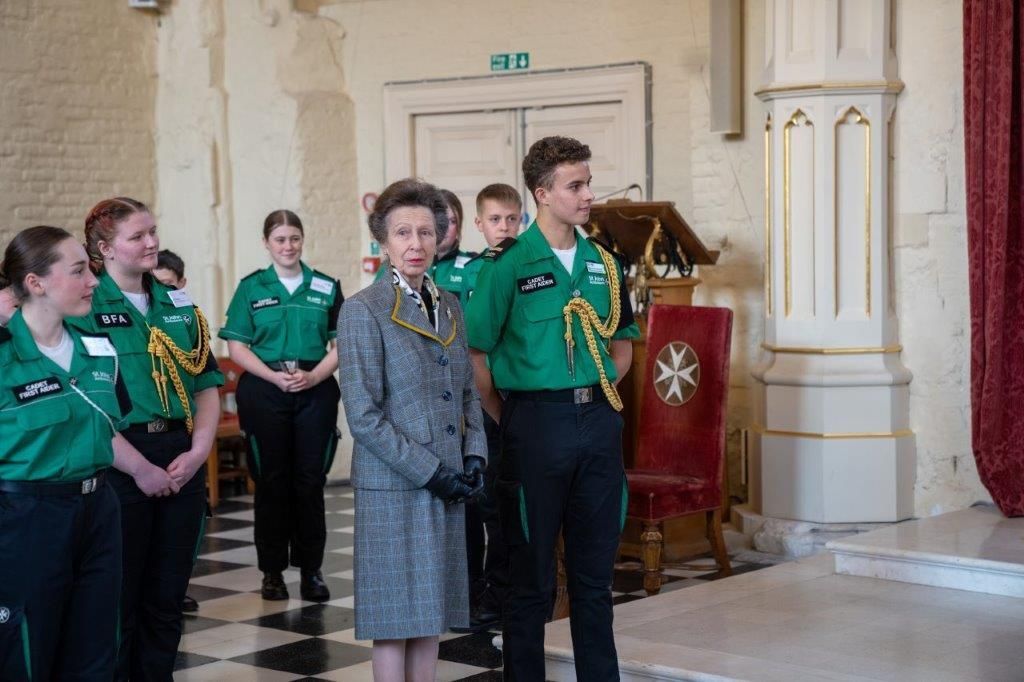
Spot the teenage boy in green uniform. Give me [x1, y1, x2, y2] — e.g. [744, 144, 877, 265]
[458, 183, 523, 631]
[465, 136, 638, 680]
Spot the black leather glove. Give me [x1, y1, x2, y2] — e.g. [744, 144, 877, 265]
[424, 463, 477, 503]
[463, 455, 485, 484]
[463, 455, 486, 501]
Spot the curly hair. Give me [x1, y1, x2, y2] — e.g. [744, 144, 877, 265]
[522, 136, 592, 201]
[368, 178, 449, 247]
[83, 197, 150, 270]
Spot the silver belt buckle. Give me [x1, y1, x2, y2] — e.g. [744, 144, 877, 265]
[81, 477, 97, 494]
[573, 387, 593, 404]
[148, 418, 167, 434]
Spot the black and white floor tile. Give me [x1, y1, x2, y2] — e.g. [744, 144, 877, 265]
[175, 486, 771, 680]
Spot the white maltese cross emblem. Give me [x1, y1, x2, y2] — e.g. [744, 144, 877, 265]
[653, 341, 700, 406]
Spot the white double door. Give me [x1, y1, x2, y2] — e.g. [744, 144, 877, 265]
[412, 102, 634, 253]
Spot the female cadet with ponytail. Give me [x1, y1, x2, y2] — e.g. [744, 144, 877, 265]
[0, 226, 131, 680]
[219, 209, 343, 602]
[69, 197, 223, 681]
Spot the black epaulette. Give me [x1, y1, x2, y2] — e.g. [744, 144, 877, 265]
[588, 236, 630, 271]
[464, 250, 487, 265]
[241, 269, 263, 282]
[0, 326, 10, 344]
[484, 237, 518, 261]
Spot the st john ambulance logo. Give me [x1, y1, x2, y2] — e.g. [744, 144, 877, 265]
[653, 341, 700, 406]
[0, 607, 9, 624]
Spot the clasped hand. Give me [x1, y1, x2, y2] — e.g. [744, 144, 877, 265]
[424, 456, 486, 505]
[273, 369, 313, 393]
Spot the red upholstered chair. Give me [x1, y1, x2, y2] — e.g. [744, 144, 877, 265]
[625, 304, 733, 595]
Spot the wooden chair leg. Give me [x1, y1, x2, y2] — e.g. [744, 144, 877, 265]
[206, 441, 220, 509]
[553, 533, 571, 620]
[641, 522, 663, 596]
[706, 508, 732, 576]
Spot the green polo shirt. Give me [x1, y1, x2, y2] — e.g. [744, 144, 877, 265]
[68, 271, 223, 425]
[458, 249, 489, 309]
[0, 311, 129, 481]
[373, 249, 477, 297]
[219, 262, 343, 364]
[465, 222, 640, 392]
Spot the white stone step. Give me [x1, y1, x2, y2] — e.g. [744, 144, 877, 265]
[540, 551, 1024, 681]
[827, 504, 1024, 598]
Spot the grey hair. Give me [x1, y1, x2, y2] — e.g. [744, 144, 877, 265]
[368, 178, 449, 246]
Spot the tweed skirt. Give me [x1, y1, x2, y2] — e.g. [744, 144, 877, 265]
[352, 487, 469, 640]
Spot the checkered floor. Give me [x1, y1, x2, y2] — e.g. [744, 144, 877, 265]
[175, 486, 771, 680]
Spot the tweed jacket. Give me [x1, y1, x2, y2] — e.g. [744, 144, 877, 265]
[337, 277, 487, 490]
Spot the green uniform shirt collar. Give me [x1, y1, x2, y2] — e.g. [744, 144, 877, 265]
[257, 261, 313, 291]
[7, 309, 90, 374]
[520, 222, 599, 281]
[7, 310, 43, 362]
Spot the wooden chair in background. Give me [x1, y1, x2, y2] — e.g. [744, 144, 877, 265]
[206, 357, 254, 508]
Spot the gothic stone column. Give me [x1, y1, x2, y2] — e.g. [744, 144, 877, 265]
[749, 0, 915, 523]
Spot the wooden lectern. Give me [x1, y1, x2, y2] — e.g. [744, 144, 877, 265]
[585, 200, 724, 563]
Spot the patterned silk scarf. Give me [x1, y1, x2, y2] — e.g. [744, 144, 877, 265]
[392, 267, 440, 332]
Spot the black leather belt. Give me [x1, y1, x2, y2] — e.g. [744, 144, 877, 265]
[0, 470, 107, 496]
[123, 418, 187, 434]
[507, 386, 605, 404]
[266, 360, 319, 372]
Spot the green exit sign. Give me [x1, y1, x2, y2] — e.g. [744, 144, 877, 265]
[491, 52, 530, 71]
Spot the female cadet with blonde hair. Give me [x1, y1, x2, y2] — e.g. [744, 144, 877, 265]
[72, 197, 223, 681]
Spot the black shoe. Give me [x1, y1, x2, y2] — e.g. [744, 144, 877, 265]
[261, 572, 289, 601]
[451, 585, 502, 633]
[182, 595, 199, 613]
[300, 570, 330, 602]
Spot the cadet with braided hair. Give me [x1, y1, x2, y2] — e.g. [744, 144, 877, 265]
[68, 197, 223, 681]
[464, 136, 639, 681]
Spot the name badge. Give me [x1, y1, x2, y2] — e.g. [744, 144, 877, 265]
[13, 377, 63, 403]
[251, 296, 281, 311]
[167, 289, 193, 308]
[454, 255, 471, 269]
[517, 272, 557, 294]
[310, 277, 334, 295]
[586, 261, 605, 274]
[95, 312, 132, 328]
[80, 335, 117, 357]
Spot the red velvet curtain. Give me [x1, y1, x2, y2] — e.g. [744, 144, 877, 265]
[964, 0, 1024, 516]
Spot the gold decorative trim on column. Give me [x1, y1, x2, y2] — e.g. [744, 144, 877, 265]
[765, 113, 773, 316]
[762, 343, 902, 354]
[751, 424, 913, 439]
[783, 109, 812, 317]
[755, 80, 905, 98]
[833, 106, 871, 317]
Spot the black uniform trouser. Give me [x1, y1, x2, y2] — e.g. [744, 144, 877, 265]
[498, 395, 625, 682]
[111, 429, 206, 682]
[0, 480, 121, 681]
[465, 413, 508, 596]
[237, 372, 340, 573]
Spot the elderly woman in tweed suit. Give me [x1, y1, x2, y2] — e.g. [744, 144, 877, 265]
[337, 178, 487, 681]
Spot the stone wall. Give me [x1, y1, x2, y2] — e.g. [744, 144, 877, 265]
[154, 0, 359, 477]
[0, 0, 155, 243]
[892, 0, 981, 514]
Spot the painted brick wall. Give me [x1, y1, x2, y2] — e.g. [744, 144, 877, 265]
[0, 0, 156, 243]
